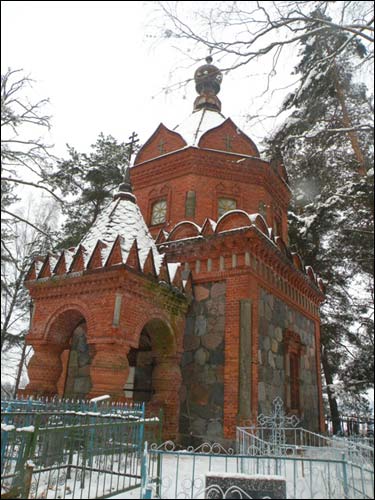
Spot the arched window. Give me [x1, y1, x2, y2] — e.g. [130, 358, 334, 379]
[185, 191, 196, 217]
[218, 197, 237, 217]
[151, 199, 167, 225]
[284, 329, 303, 412]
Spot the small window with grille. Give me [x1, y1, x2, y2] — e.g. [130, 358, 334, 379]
[218, 197, 237, 218]
[185, 191, 196, 217]
[151, 199, 167, 225]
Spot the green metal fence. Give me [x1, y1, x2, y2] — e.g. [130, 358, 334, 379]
[1, 404, 161, 499]
[145, 442, 374, 499]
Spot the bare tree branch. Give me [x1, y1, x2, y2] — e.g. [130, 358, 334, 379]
[2, 177, 64, 203]
[2, 209, 50, 237]
[156, 1, 374, 88]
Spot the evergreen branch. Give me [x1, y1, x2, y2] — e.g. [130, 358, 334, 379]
[286, 125, 373, 141]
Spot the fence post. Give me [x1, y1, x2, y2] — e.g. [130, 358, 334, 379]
[88, 401, 97, 467]
[21, 460, 35, 499]
[138, 402, 146, 454]
[12, 413, 40, 494]
[1, 404, 12, 474]
[141, 441, 152, 499]
[341, 453, 349, 499]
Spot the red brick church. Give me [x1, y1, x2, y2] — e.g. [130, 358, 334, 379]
[23, 57, 325, 442]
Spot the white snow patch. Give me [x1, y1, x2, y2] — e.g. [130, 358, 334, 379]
[167, 262, 180, 281]
[1, 424, 15, 432]
[207, 218, 217, 230]
[174, 108, 226, 146]
[205, 472, 286, 481]
[16, 425, 35, 433]
[89, 394, 110, 403]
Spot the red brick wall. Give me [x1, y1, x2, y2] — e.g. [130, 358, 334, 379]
[198, 118, 259, 157]
[24, 267, 189, 440]
[134, 123, 186, 165]
[132, 148, 291, 241]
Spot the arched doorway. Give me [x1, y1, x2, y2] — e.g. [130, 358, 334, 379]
[63, 322, 92, 399]
[25, 308, 93, 398]
[124, 318, 182, 438]
[124, 318, 177, 401]
[125, 329, 154, 402]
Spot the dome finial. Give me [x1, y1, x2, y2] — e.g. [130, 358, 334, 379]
[193, 56, 223, 112]
[114, 166, 136, 202]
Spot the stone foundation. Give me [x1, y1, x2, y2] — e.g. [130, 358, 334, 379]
[258, 288, 319, 431]
[179, 282, 226, 445]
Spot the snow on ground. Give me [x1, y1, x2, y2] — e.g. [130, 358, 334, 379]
[109, 450, 373, 499]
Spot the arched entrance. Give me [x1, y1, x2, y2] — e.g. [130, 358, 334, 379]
[125, 318, 182, 438]
[25, 308, 92, 398]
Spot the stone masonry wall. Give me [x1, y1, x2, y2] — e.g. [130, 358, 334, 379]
[258, 288, 319, 431]
[179, 281, 226, 446]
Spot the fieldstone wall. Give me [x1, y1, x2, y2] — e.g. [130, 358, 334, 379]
[258, 288, 319, 431]
[64, 325, 92, 399]
[179, 281, 226, 446]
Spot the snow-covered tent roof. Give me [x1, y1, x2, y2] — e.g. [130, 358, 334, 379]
[80, 193, 163, 272]
[25, 187, 192, 296]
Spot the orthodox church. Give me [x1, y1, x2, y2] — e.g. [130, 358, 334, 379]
[23, 57, 325, 443]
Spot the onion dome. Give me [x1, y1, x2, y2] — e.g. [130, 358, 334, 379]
[193, 56, 223, 112]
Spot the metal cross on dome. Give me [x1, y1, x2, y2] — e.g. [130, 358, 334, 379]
[126, 131, 139, 162]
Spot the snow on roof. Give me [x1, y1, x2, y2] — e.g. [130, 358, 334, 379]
[64, 249, 76, 270]
[167, 262, 180, 281]
[207, 218, 216, 230]
[49, 254, 58, 271]
[80, 197, 163, 272]
[173, 108, 226, 146]
[34, 260, 43, 274]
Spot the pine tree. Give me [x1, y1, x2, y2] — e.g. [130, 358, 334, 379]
[267, 10, 374, 433]
[50, 133, 135, 248]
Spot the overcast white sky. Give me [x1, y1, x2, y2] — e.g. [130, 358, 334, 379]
[1, 1, 300, 158]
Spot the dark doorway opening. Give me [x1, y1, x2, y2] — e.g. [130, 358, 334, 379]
[125, 328, 154, 402]
[63, 322, 92, 399]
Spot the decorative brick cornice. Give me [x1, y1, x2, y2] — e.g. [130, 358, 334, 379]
[132, 147, 290, 207]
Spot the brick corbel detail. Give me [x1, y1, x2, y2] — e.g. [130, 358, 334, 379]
[88, 342, 131, 401]
[24, 343, 65, 397]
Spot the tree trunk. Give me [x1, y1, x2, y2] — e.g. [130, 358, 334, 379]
[332, 62, 367, 176]
[13, 339, 27, 398]
[321, 347, 342, 435]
